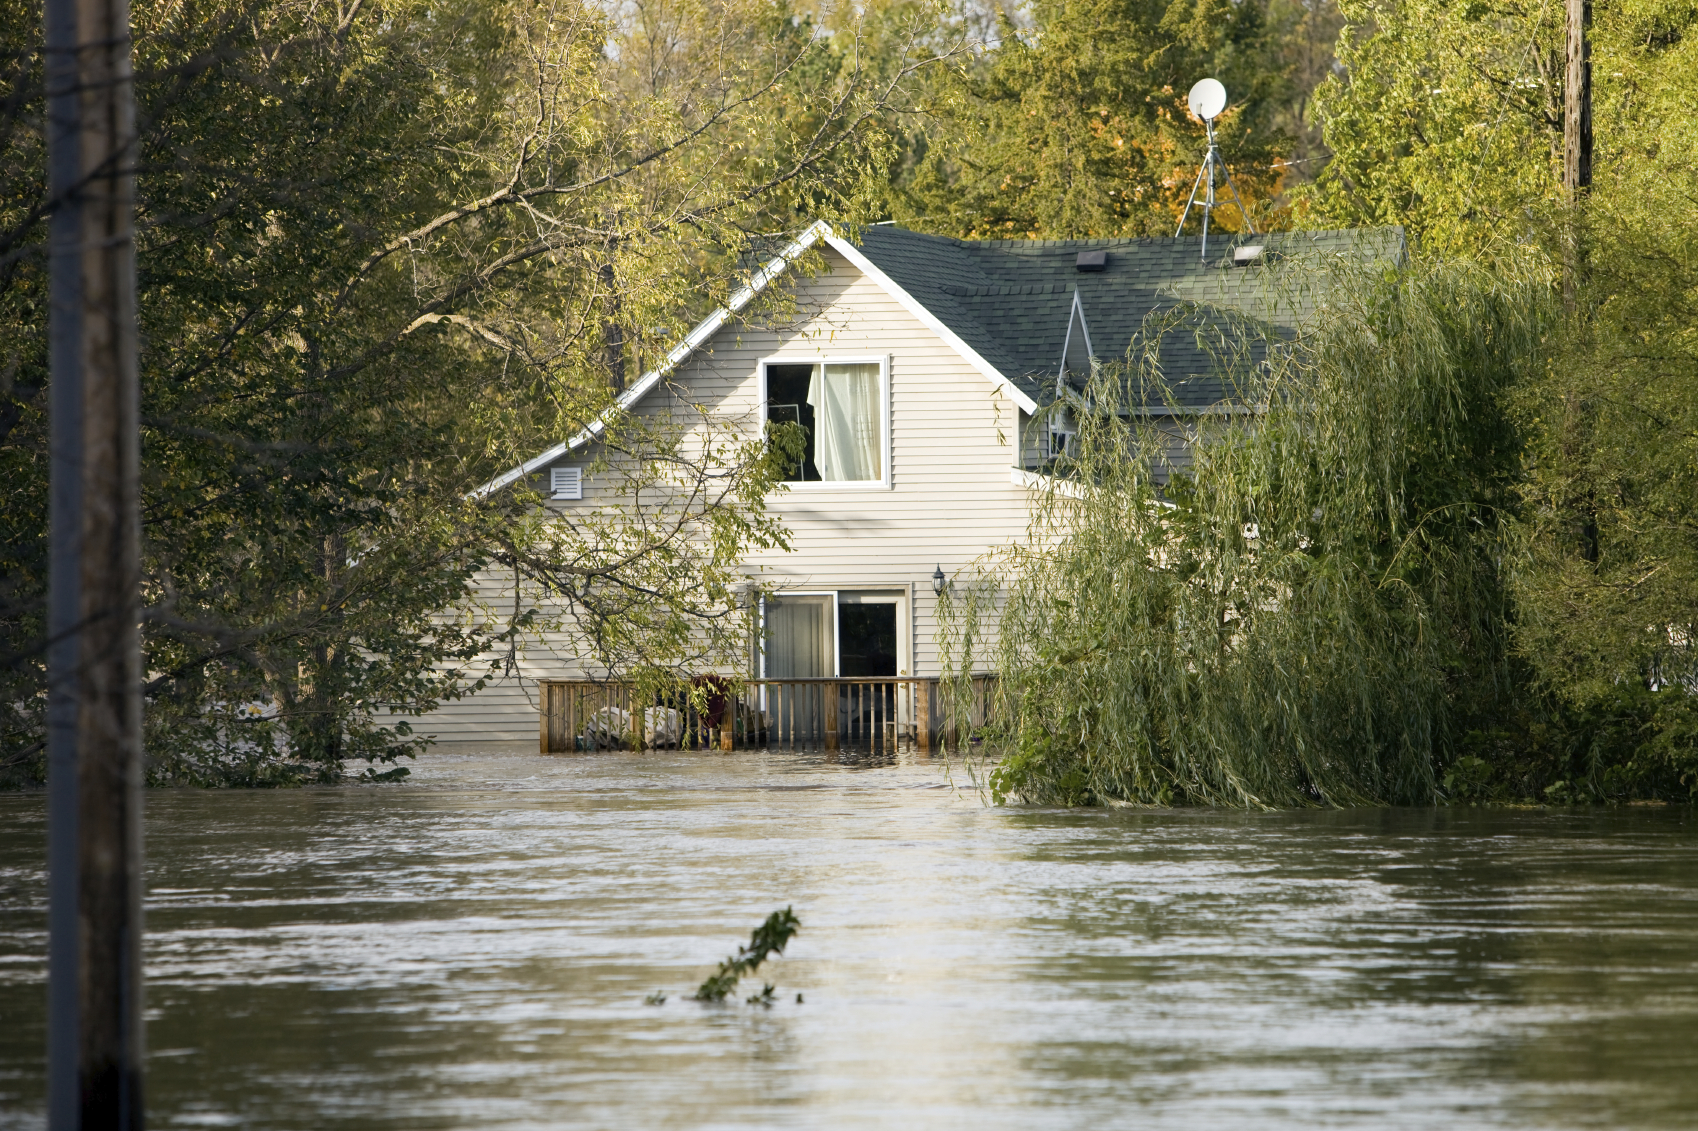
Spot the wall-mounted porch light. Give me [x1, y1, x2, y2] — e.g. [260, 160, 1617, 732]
[932, 565, 947, 597]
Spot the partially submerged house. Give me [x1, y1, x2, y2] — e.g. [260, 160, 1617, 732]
[420, 221, 1398, 750]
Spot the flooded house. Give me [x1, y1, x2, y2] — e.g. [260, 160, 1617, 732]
[413, 221, 1396, 751]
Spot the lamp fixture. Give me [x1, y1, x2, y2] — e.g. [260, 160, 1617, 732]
[932, 565, 947, 597]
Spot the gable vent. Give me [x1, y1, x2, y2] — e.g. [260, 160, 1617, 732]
[1074, 250, 1107, 272]
[550, 466, 583, 500]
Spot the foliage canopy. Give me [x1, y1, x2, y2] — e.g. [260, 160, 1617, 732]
[944, 255, 1554, 806]
[0, 0, 954, 784]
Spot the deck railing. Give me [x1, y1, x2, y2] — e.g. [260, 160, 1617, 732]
[538, 676, 998, 754]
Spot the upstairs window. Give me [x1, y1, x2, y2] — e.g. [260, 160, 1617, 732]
[764, 359, 885, 484]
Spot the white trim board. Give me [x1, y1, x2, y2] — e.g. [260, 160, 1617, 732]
[1010, 466, 1086, 499]
[470, 221, 1037, 499]
[819, 231, 1039, 415]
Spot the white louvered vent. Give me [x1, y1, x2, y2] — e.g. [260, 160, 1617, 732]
[550, 466, 582, 500]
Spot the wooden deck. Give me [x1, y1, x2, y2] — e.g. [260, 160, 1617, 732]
[537, 677, 995, 755]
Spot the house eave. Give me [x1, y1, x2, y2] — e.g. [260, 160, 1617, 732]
[468, 221, 834, 500]
[469, 220, 1038, 500]
[819, 232, 1040, 415]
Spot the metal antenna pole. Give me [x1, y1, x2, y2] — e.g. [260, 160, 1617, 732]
[46, 0, 145, 1124]
[1220, 173, 1256, 238]
[1175, 117, 1256, 261]
[1174, 157, 1210, 239]
[1200, 120, 1216, 261]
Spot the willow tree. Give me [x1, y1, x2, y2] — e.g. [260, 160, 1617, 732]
[942, 256, 1552, 807]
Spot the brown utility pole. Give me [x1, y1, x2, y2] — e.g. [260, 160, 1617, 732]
[1563, 0, 1592, 308]
[1564, 0, 1593, 198]
[45, 0, 145, 1125]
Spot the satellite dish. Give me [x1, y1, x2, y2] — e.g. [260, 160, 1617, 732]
[1188, 77, 1227, 121]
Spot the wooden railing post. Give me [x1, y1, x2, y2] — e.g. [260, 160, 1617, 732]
[917, 680, 931, 753]
[539, 683, 550, 753]
[824, 681, 839, 752]
[568, 686, 578, 752]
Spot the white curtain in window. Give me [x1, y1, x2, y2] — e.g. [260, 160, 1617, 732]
[807, 363, 881, 481]
[766, 597, 832, 678]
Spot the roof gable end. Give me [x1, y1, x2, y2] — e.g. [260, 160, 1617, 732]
[472, 221, 1038, 498]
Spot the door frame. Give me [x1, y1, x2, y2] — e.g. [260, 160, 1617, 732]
[758, 588, 911, 678]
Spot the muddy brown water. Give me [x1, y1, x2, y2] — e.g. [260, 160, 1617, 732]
[1, 751, 1696, 1129]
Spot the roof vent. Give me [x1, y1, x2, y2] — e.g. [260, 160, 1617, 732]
[551, 466, 582, 500]
[1074, 250, 1107, 272]
[1233, 244, 1265, 267]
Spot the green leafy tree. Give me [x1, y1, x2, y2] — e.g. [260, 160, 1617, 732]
[1263, 0, 1345, 194]
[892, 0, 1295, 238]
[1303, 0, 1698, 798]
[1301, 0, 1565, 253]
[1507, 10, 1698, 798]
[1, 0, 958, 785]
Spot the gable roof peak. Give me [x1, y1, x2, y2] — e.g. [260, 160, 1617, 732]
[472, 219, 1403, 499]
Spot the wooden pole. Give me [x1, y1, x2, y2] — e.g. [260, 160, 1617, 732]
[1564, 0, 1592, 199]
[1563, 0, 1592, 308]
[45, 0, 144, 1126]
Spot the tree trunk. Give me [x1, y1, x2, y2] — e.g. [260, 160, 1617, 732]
[600, 259, 625, 395]
[45, 0, 145, 1125]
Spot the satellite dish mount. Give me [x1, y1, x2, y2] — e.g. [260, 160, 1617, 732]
[1176, 78, 1256, 261]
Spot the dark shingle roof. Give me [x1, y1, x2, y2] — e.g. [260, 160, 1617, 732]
[853, 225, 1404, 409]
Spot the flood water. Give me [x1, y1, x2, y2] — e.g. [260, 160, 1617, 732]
[1, 751, 1696, 1130]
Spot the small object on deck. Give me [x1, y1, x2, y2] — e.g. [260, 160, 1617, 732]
[582, 704, 683, 750]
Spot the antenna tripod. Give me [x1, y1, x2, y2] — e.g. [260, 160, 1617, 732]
[1175, 116, 1255, 261]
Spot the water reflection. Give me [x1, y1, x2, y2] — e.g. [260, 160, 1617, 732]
[1, 753, 1694, 1129]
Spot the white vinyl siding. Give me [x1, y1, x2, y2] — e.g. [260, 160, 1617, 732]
[407, 246, 1037, 746]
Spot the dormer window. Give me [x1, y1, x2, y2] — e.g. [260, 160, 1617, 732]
[763, 357, 889, 486]
[1046, 406, 1077, 460]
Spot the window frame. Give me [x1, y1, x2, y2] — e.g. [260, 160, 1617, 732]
[757, 587, 912, 678]
[757, 353, 892, 490]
